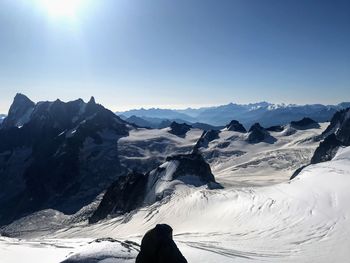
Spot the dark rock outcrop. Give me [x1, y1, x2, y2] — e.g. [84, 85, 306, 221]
[290, 117, 320, 130]
[136, 224, 187, 263]
[168, 122, 192, 136]
[290, 165, 308, 180]
[310, 134, 343, 164]
[89, 153, 219, 223]
[225, 120, 246, 133]
[0, 94, 130, 226]
[291, 108, 350, 179]
[321, 108, 350, 145]
[247, 123, 275, 144]
[165, 153, 216, 184]
[310, 108, 350, 164]
[266, 125, 284, 132]
[1, 93, 35, 129]
[89, 172, 148, 224]
[194, 129, 220, 150]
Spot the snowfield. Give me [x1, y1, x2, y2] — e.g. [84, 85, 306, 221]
[201, 123, 329, 186]
[117, 123, 327, 187]
[2, 146, 350, 262]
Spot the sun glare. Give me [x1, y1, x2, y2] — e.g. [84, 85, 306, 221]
[39, 0, 83, 19]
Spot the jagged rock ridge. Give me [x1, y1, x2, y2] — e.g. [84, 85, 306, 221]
[291, 108, 350, 179]
[225, 120, 246, 133]
[247, 123, 276, 144]
[89, 152, 219, 223]
[0, 94, 130, 226]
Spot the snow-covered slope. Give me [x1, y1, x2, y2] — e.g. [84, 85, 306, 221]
[115, 123, 327, 187]
[200, 123, 328, 186]
[117, 127, 203, 171]
[2, 146, 350, 262]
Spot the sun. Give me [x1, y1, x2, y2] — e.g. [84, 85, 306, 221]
[39, 0, 83, 19]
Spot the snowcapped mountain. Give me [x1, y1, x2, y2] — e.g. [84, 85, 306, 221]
[118, 101, 350, 127]
[1, 95, 349, 263]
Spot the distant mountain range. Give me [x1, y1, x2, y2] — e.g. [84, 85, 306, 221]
[117, 102, 350, 128]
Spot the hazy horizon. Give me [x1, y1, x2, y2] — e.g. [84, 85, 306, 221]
[1, 92, 350, 115]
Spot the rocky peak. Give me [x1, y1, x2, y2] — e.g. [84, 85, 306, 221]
[310, 108, 350, 164]
[248, 123, 264, 132]
[225, 120, 246, 133]
[247, 123, 267, 143]
[1, 93, 35, 129]
[194, 129, 220, 150]
[290, 117, 320, 130]
[168, 122, 192, 136]
[292, 108, 350, 179]
[88, 96, 96, 105]
[164, 153, 216, 183]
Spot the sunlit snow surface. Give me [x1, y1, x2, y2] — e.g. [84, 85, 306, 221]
[118, 124, 327, 187]
[2, 146, 350, 262]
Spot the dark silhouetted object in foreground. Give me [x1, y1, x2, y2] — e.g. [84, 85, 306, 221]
[136, 224, 187, 263]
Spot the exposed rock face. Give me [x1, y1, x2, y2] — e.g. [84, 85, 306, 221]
[310, 108, 350, 164]
[136, 224, 187, 263]
[0, 95, 130, 226]
[322, 108, 350, 145]
[194, 129, 220, 150]
[290, 117, 320, 130]
[266, 125, 284, 132]
[225, 120, 246, 133]
[291, 108, 350, 179]
[310, 134, 343, 164]
[168, 122, 192, 136]
[247, 123, 275, 143]
[165, 153, 216, 183]
[1, 93, 35, 129]
[89, 172, 148, 224]
[89, 153, 219, 223]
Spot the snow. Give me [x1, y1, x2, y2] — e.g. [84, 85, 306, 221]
[2, 145, 350, 262]
[144, 160, 180, 204]
[117, 127, 203, 171]
[201, 123, 328, 186]
[116, 124, 326, 188]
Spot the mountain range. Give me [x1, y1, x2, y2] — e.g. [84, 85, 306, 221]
[1, 93, 350, 262]
[118, 101, 350, 128]
[1, 93, 346, 228]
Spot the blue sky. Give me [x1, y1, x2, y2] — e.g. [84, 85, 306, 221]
[0, 0, 349, 113]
